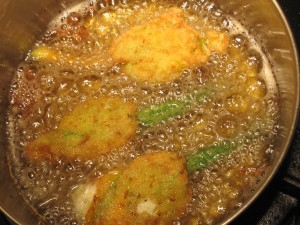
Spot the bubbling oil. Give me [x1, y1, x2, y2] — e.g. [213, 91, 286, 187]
[7, 0, 279, 224]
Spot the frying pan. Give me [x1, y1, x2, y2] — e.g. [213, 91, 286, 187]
[0, 0, 299, 224]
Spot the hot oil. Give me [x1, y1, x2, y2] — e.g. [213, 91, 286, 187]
[7, 0, 279, 224]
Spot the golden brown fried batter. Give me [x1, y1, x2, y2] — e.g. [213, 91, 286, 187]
[82, 152, 191, 225]
[71, 170, 121, 221]
[109, 7, 229, 83]
[25, 97, 137, 161]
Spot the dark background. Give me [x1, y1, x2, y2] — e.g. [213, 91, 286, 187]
[278, 0, 300, 54]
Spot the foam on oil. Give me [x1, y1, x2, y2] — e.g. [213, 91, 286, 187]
[7, 0, 279, 224]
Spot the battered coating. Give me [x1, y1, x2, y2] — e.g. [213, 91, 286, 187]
[71, 170, 121, 221]
[25, 97, 137, 161]
[109, 7, 229, 83]
[77, 152, 190, 225]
